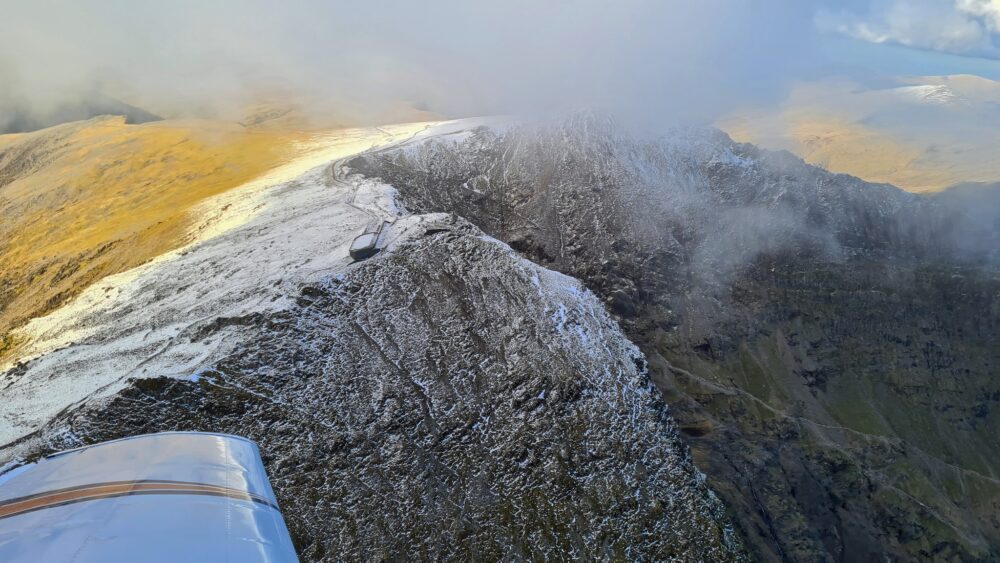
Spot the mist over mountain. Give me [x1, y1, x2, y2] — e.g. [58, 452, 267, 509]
[724, 74, 1000, 192]
[0, 1, 824, 127]
[3, 2, 1000, 562]
[0, 93, 161, 134]
[933, 181, 1000, 233]
[348, 114, 1000, 561]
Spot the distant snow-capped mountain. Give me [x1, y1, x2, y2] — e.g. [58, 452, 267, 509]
[891, 84, 967, 106]
[722, 74, 1000, 192]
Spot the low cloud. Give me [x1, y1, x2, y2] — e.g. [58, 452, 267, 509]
[1, 0, 824, 128]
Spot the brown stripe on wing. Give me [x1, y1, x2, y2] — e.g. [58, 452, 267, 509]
[0, 480, 277, 520]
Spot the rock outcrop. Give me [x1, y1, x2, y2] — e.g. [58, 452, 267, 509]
[2, 217, 745, 561]
[348, 115, 1000, 561]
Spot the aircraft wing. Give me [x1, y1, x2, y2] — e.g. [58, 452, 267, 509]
[0, 432, 298, 562]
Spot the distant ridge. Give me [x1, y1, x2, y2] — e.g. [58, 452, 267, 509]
[0, 93, 162, 134]
[722, 74, 1000, 192]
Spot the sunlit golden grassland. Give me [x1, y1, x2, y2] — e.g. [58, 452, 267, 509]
[724, 113, 961, 192]
[721, 75, 1000, 193]
[0, 116, 317, 361]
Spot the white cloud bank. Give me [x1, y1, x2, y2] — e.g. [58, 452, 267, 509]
[0, 0, 824, 127]
[818, 0, 1000, 58]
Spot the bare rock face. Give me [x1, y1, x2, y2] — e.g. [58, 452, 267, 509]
[8, 218, 745, 561]
[348, 116, 1000, 562]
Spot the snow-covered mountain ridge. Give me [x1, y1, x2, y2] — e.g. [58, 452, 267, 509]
[348, 115, 1000, 562]
[0, 123, 441, 445]
[0, 119, 746, 560]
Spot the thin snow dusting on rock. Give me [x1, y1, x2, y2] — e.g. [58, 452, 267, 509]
[15, 219, 743, 559]
[0, 122, 442, 446]
[345, 113, 1000, 562]
[0, 119, 746, 560]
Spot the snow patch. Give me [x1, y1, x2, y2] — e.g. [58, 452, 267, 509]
[893, 84, 966, 106]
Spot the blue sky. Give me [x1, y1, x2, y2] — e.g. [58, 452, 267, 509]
[824, 35, 1000, 80]
[816, 1, 1000, 81]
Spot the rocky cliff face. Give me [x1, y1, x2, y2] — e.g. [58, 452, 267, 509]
[0, 119, 750, 560]
[1, 215, 745, 560]
[348, 115, 1000, 561]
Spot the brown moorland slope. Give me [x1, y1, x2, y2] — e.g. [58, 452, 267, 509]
[0, 116, 314, 360]
[722, 75, 1000, 192]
